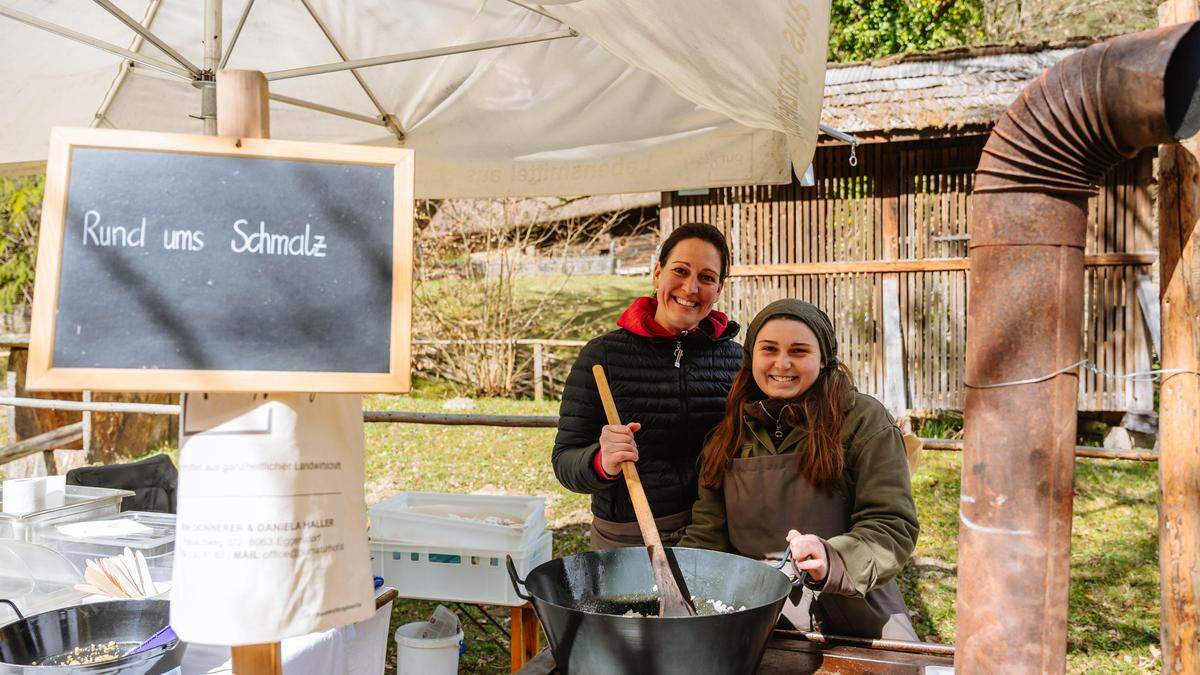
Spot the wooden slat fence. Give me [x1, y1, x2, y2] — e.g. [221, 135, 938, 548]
[662, 134, 1156, 413]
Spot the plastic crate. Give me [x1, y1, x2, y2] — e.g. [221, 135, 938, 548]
[32, 511, 176, 583]
[370, 530, 551, 607]
[368, 492, 545, 551]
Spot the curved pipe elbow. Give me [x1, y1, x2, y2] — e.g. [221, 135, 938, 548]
[975, 22, 1200, 201]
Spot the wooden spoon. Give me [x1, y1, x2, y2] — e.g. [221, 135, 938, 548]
[592, 365, 697, 618]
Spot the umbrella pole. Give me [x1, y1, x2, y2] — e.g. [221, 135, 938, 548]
[201, 0, 220, 135]
[201, 6, 281, 670]
[210, 67, 281, 675]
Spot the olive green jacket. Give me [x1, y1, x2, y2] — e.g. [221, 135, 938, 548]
[679, 392, 919, 597]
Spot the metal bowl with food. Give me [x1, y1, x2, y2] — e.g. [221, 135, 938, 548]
[0, 599, 185, 674]
[507, 546, 801, 674]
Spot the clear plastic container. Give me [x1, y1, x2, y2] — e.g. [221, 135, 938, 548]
[0, 539, 85, 625]
[32, 511, 175, 583]
[370, 530, 551, 607]
[0, 485, 133, 542]
[369, 492, 546, 551]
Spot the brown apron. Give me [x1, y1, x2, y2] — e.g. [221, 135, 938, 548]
[725, 449, 918, 641]
[590, 509, 692, 551]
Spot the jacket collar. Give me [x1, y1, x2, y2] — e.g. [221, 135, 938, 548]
[616, 296, 736, 342]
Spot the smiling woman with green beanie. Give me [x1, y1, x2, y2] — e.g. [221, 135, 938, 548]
[678, 298, 920, 640]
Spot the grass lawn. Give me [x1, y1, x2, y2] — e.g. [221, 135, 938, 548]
[414, 273, 650, 343]
[365, 392, 1163, 674]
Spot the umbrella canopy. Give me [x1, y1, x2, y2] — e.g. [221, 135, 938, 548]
[0, 0, 830, 197]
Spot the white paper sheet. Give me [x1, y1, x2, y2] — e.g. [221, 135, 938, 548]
[170, 393, 374, 645]
[55, 519, 154, 538]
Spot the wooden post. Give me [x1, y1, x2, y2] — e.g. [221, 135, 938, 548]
[509, 604, 540, 671]
[3, 353, 13, 446]
[879, 147, 906, 417]
[216, 70, 270, 139]
[659, 190, 674, 239]
[533, 342, 544, 402]
[81, 391, 92, 464]
[730, 202, 743, 320]
[231, 643, 282, 674]
[39, 446, 56, 475]
[1158, 3, 1200, 672]
[216, 68, 281, 675]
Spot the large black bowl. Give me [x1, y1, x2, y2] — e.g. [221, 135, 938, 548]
[0, 599, 185, 674]
[508, 547, 798, 674]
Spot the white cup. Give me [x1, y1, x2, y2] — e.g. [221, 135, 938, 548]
[3, 478, 47, 516]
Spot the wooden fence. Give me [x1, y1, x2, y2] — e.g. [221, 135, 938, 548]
[662, 134, 1156, 413]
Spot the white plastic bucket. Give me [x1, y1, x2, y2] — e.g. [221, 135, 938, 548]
[395, 620, 463, 674]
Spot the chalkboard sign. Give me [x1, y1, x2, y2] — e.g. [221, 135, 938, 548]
[26, 127, 413, 393]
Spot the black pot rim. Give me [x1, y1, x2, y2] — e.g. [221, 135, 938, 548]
[0, 599, 183, 670]
[521, 546, 794, 619]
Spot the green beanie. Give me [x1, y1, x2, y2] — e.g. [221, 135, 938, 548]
[743, 299, 839, 369]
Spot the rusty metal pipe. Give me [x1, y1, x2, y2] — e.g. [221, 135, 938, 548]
[959, 23, 1200, 673]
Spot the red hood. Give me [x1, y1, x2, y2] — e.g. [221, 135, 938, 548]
[616, 296, 730, 340]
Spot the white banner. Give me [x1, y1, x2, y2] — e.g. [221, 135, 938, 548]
[171, 393, 373, 645]
[0, 0, 828, 196]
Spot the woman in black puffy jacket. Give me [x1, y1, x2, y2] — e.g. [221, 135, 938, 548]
[552, 223, 743, 550]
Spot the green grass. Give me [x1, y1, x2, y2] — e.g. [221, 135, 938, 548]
[363, 394, 587, 525]
[902, 450, 1161, 673]
[414, 274, 649, 343]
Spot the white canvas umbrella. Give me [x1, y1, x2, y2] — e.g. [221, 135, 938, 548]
[0, 0, 834, 197]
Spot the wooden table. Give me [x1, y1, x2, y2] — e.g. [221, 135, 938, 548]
[514, 629, 954, 674]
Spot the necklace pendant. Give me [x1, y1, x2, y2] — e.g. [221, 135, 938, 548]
[774, 425, 783, 439]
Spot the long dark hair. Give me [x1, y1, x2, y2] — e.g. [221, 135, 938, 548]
[699, 359, 855, 491]
[658, 223, 731, 281]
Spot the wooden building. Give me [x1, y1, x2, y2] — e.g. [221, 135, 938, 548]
[660, 39, 1156, 415]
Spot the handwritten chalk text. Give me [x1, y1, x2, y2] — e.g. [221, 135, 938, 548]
[230, 220, 327, 258]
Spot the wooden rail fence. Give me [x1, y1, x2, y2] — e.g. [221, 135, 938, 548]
[2, 336, 1157, 464]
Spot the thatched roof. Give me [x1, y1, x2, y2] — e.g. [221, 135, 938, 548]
[425, 192, 658, 235]
[822, 37, 1101, 134]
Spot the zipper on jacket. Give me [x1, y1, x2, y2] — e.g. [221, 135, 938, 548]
[678, 341, 689, 456]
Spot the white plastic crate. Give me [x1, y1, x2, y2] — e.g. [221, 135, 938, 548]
[368, 492, 546, 551]
[370, 530, 551, 607]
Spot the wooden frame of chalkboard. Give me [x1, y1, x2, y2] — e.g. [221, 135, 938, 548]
[26, 127, 414, 393]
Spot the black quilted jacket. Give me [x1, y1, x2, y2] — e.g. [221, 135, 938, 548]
[552, 325, 742, 522]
